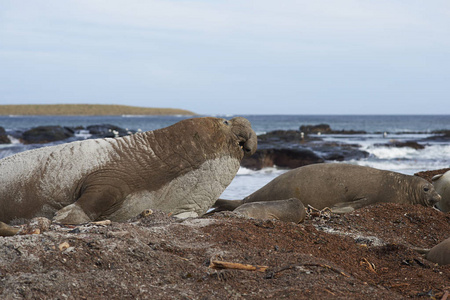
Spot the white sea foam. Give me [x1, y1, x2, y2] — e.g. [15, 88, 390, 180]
[364, 144, 450, 161]
[7, 136, 21, 144]
[221, 167, 288, 199]
[74, 130, 92, 139]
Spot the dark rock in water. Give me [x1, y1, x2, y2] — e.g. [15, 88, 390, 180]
[374, 140, 425, 150]
[22, 126, 74, 144]
[250, 129, 369, 168]
[257, 130, 321, 148]
[331, 129, 367, 134]
[300, 124, 366, 135]
[300, 124, 332, 134]
[241, 148, 324, 170]
[313, 142, 370, 161]
[87, 124, 131, 138]
[0, 127, 11, 144]
[425, 130, 450, 142]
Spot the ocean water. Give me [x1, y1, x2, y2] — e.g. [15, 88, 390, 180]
[1, 114, 450, 200]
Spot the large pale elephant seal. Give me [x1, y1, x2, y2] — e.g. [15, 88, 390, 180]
[233, 198, 306, 223]
[0, 117, 257, 225]
[425, 237, 450, 265]
[214, 163, 441, 213]
[432, 171, 450, 212]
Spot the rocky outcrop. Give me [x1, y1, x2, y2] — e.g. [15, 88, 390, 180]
[300, 124, 332, 134]
[243, 129, 369, 170]
[241, 148, 324, 170]
[300, 124, 366, 135]
[21, 126, 74, 144]
[86, 124, 131, 138]
[0, 127, 11, 144]
[375, 140, 425, 150]
[425, 130, 450, 142]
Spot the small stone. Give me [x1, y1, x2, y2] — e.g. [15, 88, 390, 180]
[141, 209, 153, 217]
[59, 242, 70, 251]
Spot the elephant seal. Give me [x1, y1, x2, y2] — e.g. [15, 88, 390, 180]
[425, 237, 450, 265]
[432, 171, 450, 212]
[233, 198, 306, 223]
[0, 117, 257, 225]
[213, 163, 441, 213]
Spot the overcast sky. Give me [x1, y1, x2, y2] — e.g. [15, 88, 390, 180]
[1, 1, 449, 115]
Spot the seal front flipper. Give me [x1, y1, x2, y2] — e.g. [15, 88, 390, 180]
[210, 199, 244, 212]
[54, 183, 125, 224]
[330, 197, 370, 214]
[54, 203, 91, 224]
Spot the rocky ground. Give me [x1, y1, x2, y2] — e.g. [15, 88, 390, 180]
[1, 170, 449, 300]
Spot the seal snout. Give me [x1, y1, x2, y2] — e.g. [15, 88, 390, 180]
[431, 193, 442, 206]
[239, 137, 256, 156]
[229, 117, 257, 157]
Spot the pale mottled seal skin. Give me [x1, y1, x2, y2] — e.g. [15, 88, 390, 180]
[426, 237, 450, 265]
[214, 163, 441, 213]
[0, 117, 257, 225]
[233, 198, 306, 223]
[432, 171, 450, 212]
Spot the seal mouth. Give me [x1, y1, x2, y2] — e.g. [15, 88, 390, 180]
[430, 194, 442, 206]
[239, 141, 251, 154]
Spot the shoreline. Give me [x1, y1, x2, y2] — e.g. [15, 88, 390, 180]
[0, 104, 196, 116]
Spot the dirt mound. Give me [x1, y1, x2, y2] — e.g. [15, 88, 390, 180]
[416, 168, 450, 182]
[1, 201, 449, 299]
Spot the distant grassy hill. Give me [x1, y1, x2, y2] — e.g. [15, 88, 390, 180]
[0, 104, 196, 116]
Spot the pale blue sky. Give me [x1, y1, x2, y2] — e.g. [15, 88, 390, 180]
[1, 1, 449, 115]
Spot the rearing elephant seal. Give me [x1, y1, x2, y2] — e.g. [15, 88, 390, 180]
[214, 163, 441, 213]
[0, 117, 257, 225]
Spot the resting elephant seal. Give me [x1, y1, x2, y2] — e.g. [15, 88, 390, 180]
[233, 198, 306, 223]
[432, 171, 450, 212]
[425, 237, 450, 265]
[0, 117, 257, 225]
[214, 163, 441, 213]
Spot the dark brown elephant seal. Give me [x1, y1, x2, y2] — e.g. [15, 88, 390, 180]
[0, 117, 257, 225]
[213, 163, 441, 213]
[233, 198, 306, 223]
[425, 237, 450, 265]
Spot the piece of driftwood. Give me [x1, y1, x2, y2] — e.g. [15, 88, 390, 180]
[361, 258, 377, 274]
[209, 260, 268, 272]
[90, 220, 112, 226]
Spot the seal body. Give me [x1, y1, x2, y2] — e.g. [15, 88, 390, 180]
[426, 237, 450, 265]
[214, 163, 440, 213]
[432, 171, 450, 212]
[233, 198, 306, 223]
[0, 117, 257, 224]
